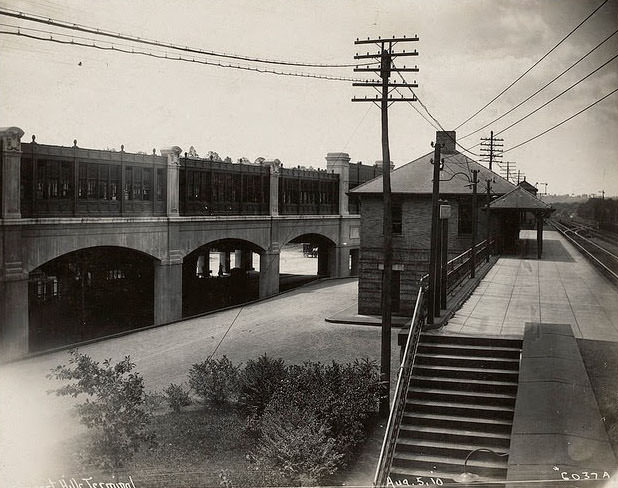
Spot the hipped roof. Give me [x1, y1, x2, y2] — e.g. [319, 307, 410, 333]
[489, 185, 554, 213]
[350, 150, 516, 196]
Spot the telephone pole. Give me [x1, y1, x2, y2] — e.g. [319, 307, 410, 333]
[480, 131, 503, 172]
[485, 178, 492, 263]
[470, 169, 479, 278]
[353, 35, 419, 417]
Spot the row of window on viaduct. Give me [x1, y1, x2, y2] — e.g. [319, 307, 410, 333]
[0, 127, 381, 360]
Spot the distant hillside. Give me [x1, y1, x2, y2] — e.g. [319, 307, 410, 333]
[542, 194, 590, 204]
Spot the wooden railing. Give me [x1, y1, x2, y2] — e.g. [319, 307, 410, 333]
[446, 238, 495, 293]
[373, 278, 428, 487]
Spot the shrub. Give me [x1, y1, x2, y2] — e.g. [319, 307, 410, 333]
[189, 355, 240, 404]
[238, 354, 287, 416]
[164, 382, 192, 412]
[47, 349, 154, 473]
[256, 401, 343, 486]
[254, 358, 380, 481]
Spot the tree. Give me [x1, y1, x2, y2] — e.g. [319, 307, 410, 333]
[47, 350, 154, 473]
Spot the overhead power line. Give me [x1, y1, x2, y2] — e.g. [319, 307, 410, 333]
[0, 7, 378, 69]
[461, 27, 618, 140]
[504, 87, 618, 152]
[495, 51, 618, 136]
[454, 0, 609, 130]
[0, 29, 367, 82]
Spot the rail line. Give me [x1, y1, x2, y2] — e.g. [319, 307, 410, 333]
[551, 220, 618, 284]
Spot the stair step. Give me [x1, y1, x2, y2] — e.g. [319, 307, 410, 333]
[398, 424, 511, 448]
[412, 364, 520, 382]
[421, 333, 522, 349]
[392, 452, 507, 478]
[397, 437, 509, 455]
[417, 343, 521, 359]
[402, 412, 513, 433]
[408, 387, 516, 407]
[406, 399, 514, 420]
[416, 352, 520, 370]
[410, 376, 519, 394]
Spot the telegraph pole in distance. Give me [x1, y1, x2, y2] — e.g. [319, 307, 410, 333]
[470, 169, 479, 279]
[353, 35, 419, 417]
[480, 131, 503, 172]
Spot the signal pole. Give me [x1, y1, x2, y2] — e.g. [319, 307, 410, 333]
[480, 131, 503, 172]
[470, 169, 479, 278]
[353, 35, 419, 417]
[485, 179, 492, 263]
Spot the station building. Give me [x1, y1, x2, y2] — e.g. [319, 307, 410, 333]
[350, 131, 553, 316]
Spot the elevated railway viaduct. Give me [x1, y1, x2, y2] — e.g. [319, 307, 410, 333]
[0, 127, 379, 360]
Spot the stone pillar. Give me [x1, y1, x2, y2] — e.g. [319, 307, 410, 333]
[350, 248, 360, 276]
[218, 251, 231, 273]
[238, 249, 254, 271]
[326, 152, 350, 216]
[0, 270, 29, 361]
[1, 127, 25, 219]
[328, 245, 350, 278]
[154, 259, 183, 325]
[318, 247, 330, 277]
[259, 249, 280, 298]
[160, 146, 182, 217]
[261, 159, 281, 216]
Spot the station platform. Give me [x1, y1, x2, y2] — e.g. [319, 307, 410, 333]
[439, 229, 618, 341]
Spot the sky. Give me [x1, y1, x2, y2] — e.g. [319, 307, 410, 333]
[1, 0, 617, 196]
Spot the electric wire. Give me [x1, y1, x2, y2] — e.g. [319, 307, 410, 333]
[0, 29, 367, 82]
[0, 7, 379, 68]
[460, 27, 618, 140]
[454, 0, 609, 130]
[495, 51, 618, 137]
[504, 87, 618, 153]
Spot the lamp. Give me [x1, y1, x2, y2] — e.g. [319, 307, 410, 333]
[452, 448, 509, 484]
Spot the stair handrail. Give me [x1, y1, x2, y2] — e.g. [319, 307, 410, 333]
[373, 280, 428, 487]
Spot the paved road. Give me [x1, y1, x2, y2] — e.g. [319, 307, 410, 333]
[444, 230, 618, 341]
[0, 277, 399, 485]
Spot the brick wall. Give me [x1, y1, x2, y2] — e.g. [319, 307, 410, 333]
[358, 194, 490, 315]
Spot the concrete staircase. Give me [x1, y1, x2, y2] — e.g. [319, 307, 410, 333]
[389, 333, 523, 483]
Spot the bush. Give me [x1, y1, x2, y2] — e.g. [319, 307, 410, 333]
[164, 383, 192, 412]
[189, 355, 240, 404]
[254, 358, 380, 482]
[238, 354, 287, 416]
[47, 349, 154, 473]
[256, 402, 343, 486]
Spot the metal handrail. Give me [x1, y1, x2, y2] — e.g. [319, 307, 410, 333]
[373, 281, 428, 487]
[372, 238, 495, 486]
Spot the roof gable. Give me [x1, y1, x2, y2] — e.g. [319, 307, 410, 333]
[489, 185, 553, 211]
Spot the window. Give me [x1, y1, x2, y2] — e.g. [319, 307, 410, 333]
[110, 166, 120, 200]
[392, 201, 402, 235]
[143, 168, 152, 201]
[458, 201, 473, 235]
[156, 168, 165, 201]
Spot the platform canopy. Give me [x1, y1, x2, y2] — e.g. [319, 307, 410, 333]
[488, 185, 554, 215]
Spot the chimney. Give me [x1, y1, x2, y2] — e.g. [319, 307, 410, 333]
[436, 131, 457, 154]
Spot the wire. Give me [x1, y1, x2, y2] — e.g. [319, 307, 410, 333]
[504, 87, 618, 152]
[0, 7, 379, 69]
[454, 0, 610, 130]
[0, 29, 367, 82]
[207, 306, 244, 361]
[495, 51, 618, 136]
[461, 27, 618, 140]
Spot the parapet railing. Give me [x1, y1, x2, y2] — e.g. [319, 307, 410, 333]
[446, 238, 495, 293]
[373, 279, 428, 487]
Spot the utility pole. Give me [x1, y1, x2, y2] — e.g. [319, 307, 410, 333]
[429, 142, 443, 322]
[470, 169, 479, 278]
[500, 161, 516, 183]
[480, 131, 503, 172]
[353, 35, 419, 417]
[485, 179, 492, 263]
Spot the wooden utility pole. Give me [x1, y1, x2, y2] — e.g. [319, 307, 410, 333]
[428, 142, 442, 322]
[480, 131, 503, 172]
[470, 169, 479, 279]
[486, 178, 492, 263]
[353, 35, 419, 417]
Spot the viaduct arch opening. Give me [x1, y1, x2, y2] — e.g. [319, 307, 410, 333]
[280, 233, 336, 291]
[28, 246, 155, 352]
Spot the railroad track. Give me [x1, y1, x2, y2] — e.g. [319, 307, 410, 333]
[551, 220, 618, 284]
